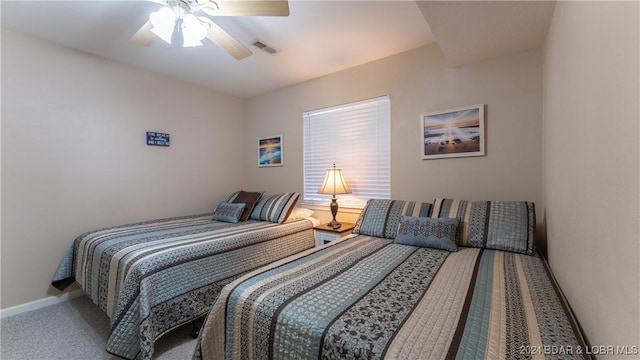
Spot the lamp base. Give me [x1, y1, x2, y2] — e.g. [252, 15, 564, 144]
[328, 219, 342, 229]
[328, 197, 341, 229]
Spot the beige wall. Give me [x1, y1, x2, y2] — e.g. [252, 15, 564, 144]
[3, 4, 637, 351]
[543, 0, 639, 351]
[1, 30, 246, 308]
[244, 44, 544, 227]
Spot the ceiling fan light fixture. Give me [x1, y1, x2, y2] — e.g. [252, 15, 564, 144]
[182, 14, 207, 47]
[150, 6, 176, 44]
[130, 0, 289, 57]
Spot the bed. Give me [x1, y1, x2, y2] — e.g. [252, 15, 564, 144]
[195, 198, 591, 360]
[51, 191, 317, 360]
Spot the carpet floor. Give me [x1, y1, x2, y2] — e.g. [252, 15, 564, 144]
[0, 295, 198, 360]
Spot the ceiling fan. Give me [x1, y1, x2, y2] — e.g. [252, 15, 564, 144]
[128, 0, 289, 60]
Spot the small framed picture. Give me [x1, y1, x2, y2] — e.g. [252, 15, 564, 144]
[421, 104, 485, 159]
[258, 135, 284, 167]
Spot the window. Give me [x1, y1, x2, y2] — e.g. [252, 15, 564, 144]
[303, 95, 391, 209]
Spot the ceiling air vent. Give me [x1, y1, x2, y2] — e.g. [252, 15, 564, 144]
[252, 40, 278, 55]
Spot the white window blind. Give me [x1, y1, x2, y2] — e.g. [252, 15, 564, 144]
[303, 95, 391, 208]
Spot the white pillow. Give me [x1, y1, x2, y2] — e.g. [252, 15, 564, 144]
[284, 207, 314, 222]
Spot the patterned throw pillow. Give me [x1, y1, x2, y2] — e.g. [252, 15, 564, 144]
[430, 198, 536, 255]
[352, 199, 432, 239]
[249, 192, 301, 223]
[212, 201, 246, 223]
[394, 216, 459, 251]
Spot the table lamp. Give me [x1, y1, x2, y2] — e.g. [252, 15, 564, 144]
[317, 163, 352, 229]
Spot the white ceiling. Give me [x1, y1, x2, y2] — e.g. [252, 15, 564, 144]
[1, 1, 555, 99]
[418, 0, 556, 66]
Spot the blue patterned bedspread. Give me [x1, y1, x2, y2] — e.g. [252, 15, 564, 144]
[51, 214, 315, 359]
[196, 235, 590, 360]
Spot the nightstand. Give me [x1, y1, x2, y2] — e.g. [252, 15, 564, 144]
[313, 222, 356, 247]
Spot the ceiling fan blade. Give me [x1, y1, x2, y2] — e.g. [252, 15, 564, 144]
[128, 20, 156, 46]
[198, 17, 252, 60]
[201, 0, 289, 17]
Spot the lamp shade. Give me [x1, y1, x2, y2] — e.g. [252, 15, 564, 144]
[150, 6, 176, 44]
[182, 14, 207, 47]
[318, 164, 351, 196]
[149, 5, 206, 47]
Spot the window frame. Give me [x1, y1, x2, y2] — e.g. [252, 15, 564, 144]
[302, 95, 391, 211]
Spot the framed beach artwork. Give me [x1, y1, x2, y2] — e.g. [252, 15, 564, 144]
[258, 135, 284, 167]
[421, 104, 485, 160]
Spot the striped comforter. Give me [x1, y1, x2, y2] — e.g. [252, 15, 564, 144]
[196, 235, 590, 360]
[51, 214, 315, 359]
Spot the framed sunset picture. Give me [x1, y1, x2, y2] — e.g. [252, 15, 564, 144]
[258, 135, 284, 167]
[421, 104, 485, 159]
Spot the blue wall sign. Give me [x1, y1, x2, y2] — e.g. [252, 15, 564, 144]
[147, 132, 170, 146]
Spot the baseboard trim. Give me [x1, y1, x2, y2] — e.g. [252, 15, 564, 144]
[0, 290, 85, 319]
